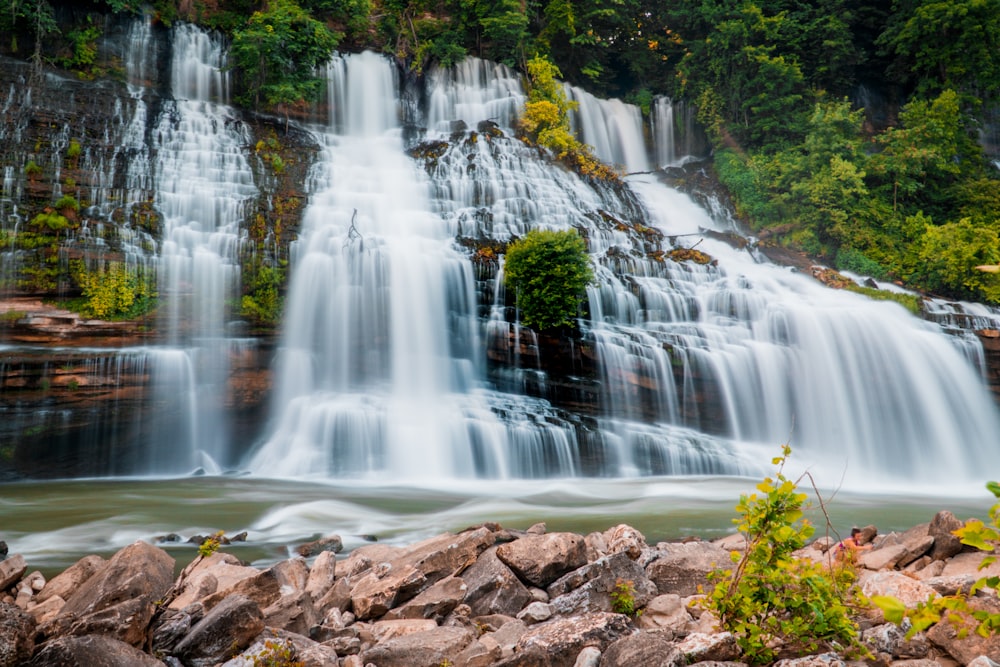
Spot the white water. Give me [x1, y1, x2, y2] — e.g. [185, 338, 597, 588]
[245, 54, 1000, 494]
[147, 23, 258, 472]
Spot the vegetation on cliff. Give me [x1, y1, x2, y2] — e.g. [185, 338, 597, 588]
[504, 228, 593, 331]
[2, 0, 1000, 306]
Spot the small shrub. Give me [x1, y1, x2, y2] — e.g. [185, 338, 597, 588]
[251, 638, 304, 667]
[198, 530, 225, 559]
[611, 579, 639, 616]
[503, 228, 593, 331]
[25, 160, 42, 179]
[704, 445, 864, 664]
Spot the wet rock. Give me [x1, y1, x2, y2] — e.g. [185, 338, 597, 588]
[296, 534, 343, 558]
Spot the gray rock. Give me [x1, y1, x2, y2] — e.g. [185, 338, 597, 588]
[28, 634, 163, 666]
[173, 594, 265, 667]
[506, 612, 633, 667]
[772, 653, 846, 666]
[0, 601, 35, 667]
[359, 624, 475, 667]
[517, 601, 553, 624]
[263, 590, 319, 636]
[383, 574, 466, 621]
[928, 511, 965, 561]
[462, 546, 532, 617]
[646, 541, 730, 596]
[548, 551, 657, 617]
[296, 535, 344, 558]
[599, 630, 684, 666]
[675, 631, 740, 663]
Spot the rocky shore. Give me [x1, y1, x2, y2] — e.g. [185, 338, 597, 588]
[1, 513, 999, 667]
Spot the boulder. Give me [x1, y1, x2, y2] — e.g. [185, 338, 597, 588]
[296, 535, 343, 558]
[305, 550, 337, 600]
[645, 541, 730, 596]
[172, 594, 265, 667]
[40, 541, 173, 644]
[517, 601, 554, 624]
[198, 566, 281, 613]
[502, 612, 633, 667]
[168, 552, 255, 609]
[928, 511, 965, 561]
[462, 546, 533, 617]
[497, 532, 588, 588]
[359, 624, 475, 667]
[28, 634, 164, 667]
[603, 524, 647, 560]
[861, 622, 929, 660]
[270, 558, 310, 594]
[926, 600, 1000, 665]
[263, 590, 319, 636]
[383, 574, 466, 621]
[940, 551, 1000, 580]
[152, 604, 203, 655]
[599, 630, 684, 666]
[455, 636, 503, 667]
[349, 562, 426, 620]
[27, 594, 65, 624]
[636, 594, 695, 637]
[370, 618, 438, 642]
[222, 628, 341, 667]
[858, 571, 938, 621]
[675, 630, 740, 663]
[772, 654, 846, 666]
[548, 551, 658, 617]
[0, 601, 35, 667]
[0, 554, 26, 591]
[36, 555, 105, 604]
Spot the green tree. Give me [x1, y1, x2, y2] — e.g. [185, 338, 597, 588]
[900, 218, 1000, 303]
[229, 0, 339, 116]
[503, 228, 593, 331]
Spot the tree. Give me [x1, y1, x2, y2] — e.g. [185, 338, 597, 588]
[229, 0, 339, 116]
[503, 228, 594, 331]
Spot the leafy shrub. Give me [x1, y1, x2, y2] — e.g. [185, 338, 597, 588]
[251, 638, 304, 667]
[25, 160, 42, 179]
[73, 261, 157, 320]
[240, 264, 284, 326]
[705, 446, 864, 664]
[835, 247, 889, 281]
[610, 579, 640, 617]
[503, 228, 593, 331]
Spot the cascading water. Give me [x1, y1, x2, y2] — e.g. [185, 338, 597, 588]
[145, 23, 257, 472]
[246, 53, 1000, 492]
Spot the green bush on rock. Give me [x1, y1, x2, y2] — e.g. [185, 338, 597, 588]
[503, 228, 593, 331]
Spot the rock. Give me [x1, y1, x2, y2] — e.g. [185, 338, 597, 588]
[455, 637, 503, 667]
[941, 551, 1000, 580]
[923, 574, 977, 596]
[968, 657, 1000, 667]
[504, 612, 633, 667]
[0, 554, 26, 591]
[27, 593, 65, 624]
[517, 601, 553, 624]
[861, 622, 929, 659]
[548, 551, 658, 617]
[675, 631, 740, 663]
[263, 590, 319, 636]
[603, 524, 647, 560]
[772, 654, 846, 666]
[926, 599, 1000, 665]
[222, 628, 341, 667]
[858, 571, 938, 621]
[713, 533, 749, 553]
[152, 604, 203, 655]
[28, 634, 164, 666]
[859, 544, 910, 571]
[496, 532, 588, 588]
[383, 574, 466, 621]
[599, 630, 685, 666]
[0, 601, 35, 667]
[636, 593, 695, 637]
[269, 557, 310, 594]
[462, 546, 533, 617]
[41, 541, 173, 644]
[359, 624, 475, 667]
[296, 534, 343, 558]
[349, 562, 426, 620]
[305, 550, 337, 600]
[173, 594, 265, 667]
[482, 617, 528, 658]
[928, 511, 965, 561]
[36, 555, 105, 604]
[168, 553, 256, 609]
[370, 618, 438, 642]
[645, 541, 731, 596]
[198, 565, 282, 613]
[575, 645, 602, 667]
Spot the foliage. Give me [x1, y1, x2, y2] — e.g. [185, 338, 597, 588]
[240, 263, 284, 326]
[61, 21, 102, 72]
[197, 530, 225, 558]
[228, 0, 339, 112]
[705, 446, 863, 664]
[610, 579, 640, 617]
[251, 639, 304, 667]
[873, 481, 1000, 638]
[24, 160, 42, 179]
[503, 228, 593, 331]
[519, 55, 618, 181]
[73, 261, 157, 320]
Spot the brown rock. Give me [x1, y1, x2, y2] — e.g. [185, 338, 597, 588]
[296, 535, 343, 558]
[926, 606, 1000, 665]
[496, 532, 588, 588]
[636, 594, 694, 637]
[263, 590, 319, 636]
[57, 541, 173, 620]
[603, 524, 647, 560]
[858, 571, 937, 622]
[928, 511, 965, 561]
[305, 550, 337, 600]
[370, 618, 438, 642]
[173, 593, 265, 667]
[199, 566, 281, 613]
[349, 562, 426, 620]
[59, 597, 155, 646]
[223, 628, 341, 667]
[548, 551, 657, 616]
[27, 594, 65, 624]
[0, 554, 26, 591]
[383, 574, 466, 621]
[36, 555, 105, 604]
[28, 633, 164, 667]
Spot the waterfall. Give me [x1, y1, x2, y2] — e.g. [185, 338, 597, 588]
[245, 54, 1000, 491]
[147, 23, 258, 473]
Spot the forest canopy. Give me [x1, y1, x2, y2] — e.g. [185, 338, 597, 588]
[3, 0, 1000, 303]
